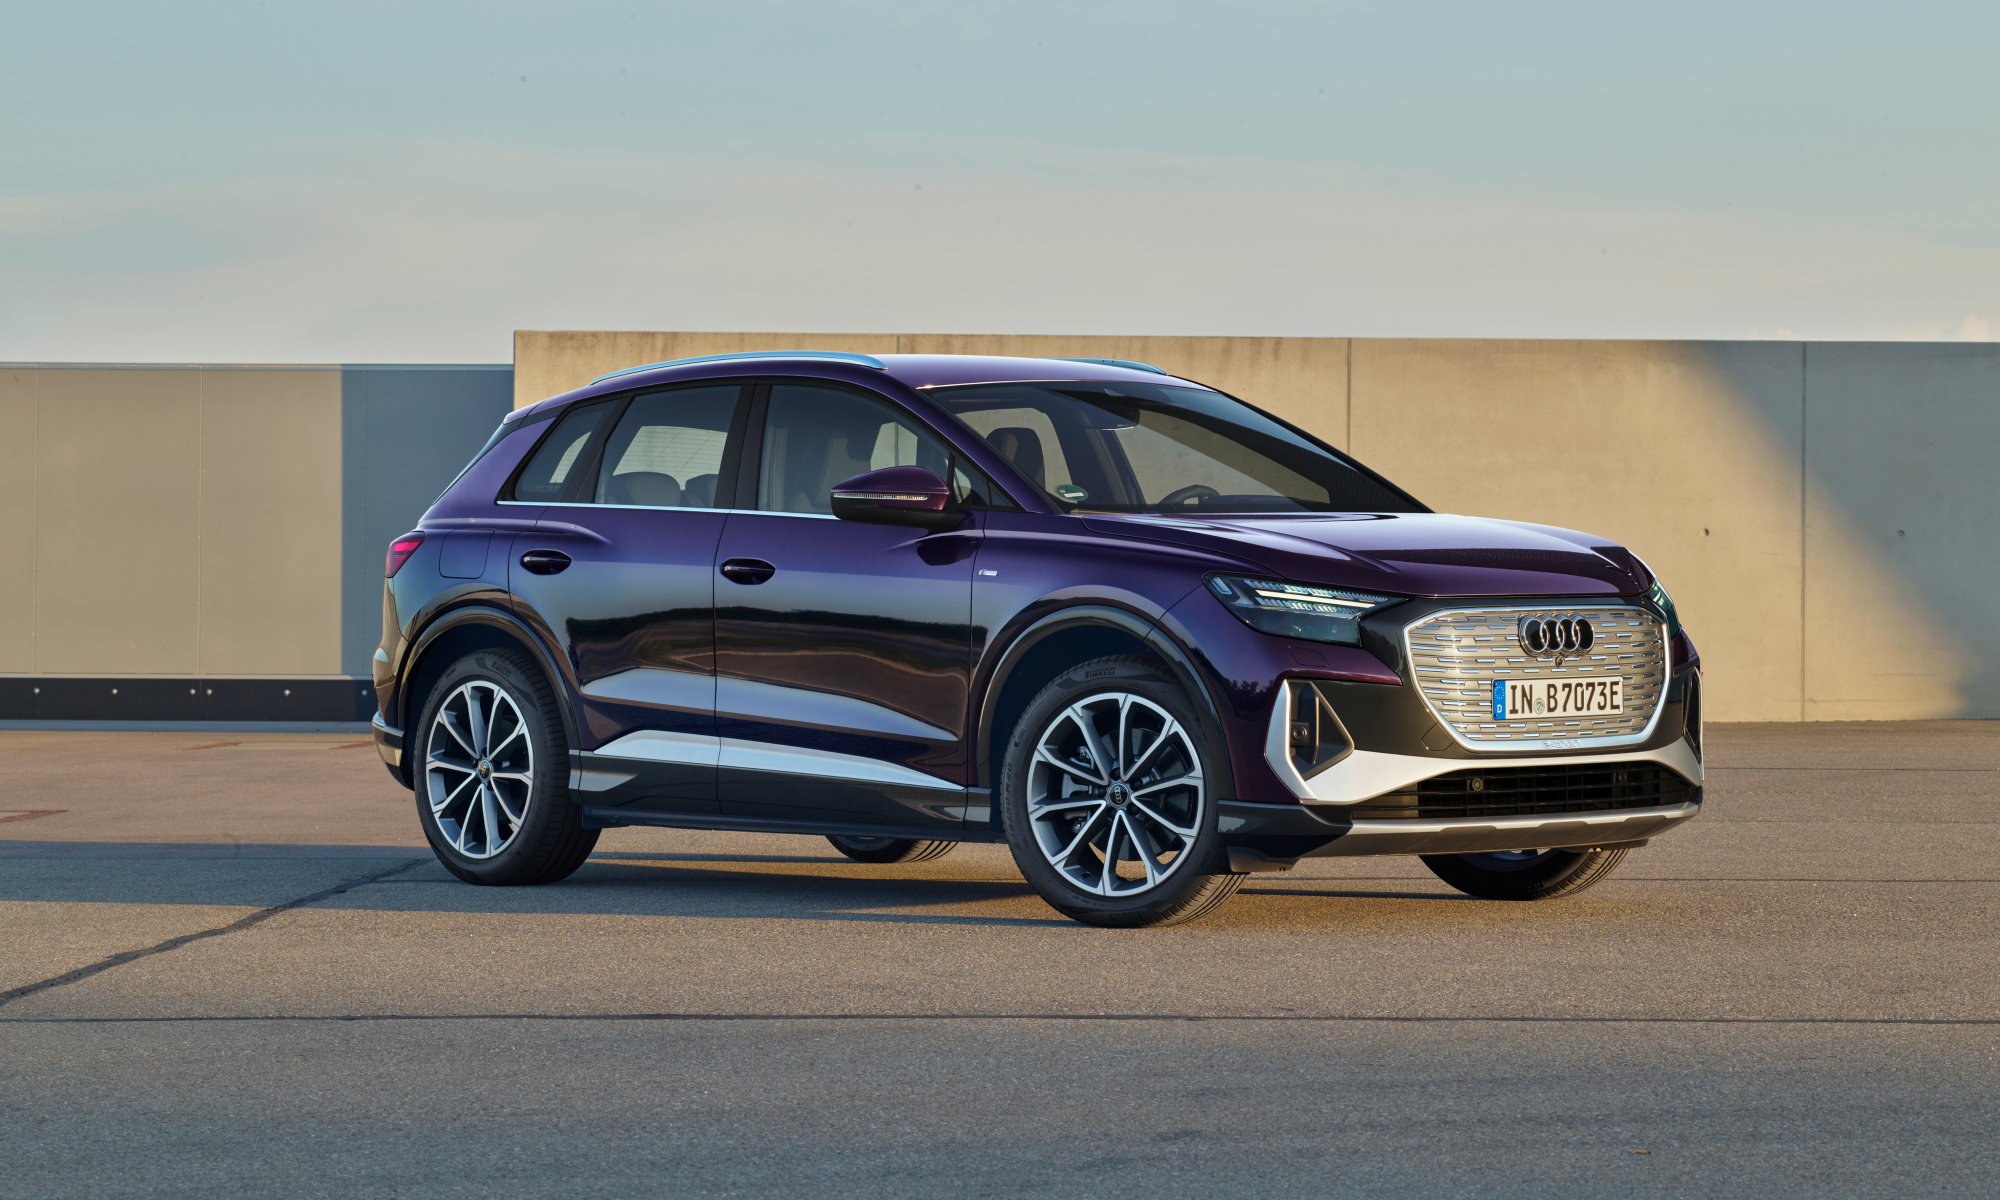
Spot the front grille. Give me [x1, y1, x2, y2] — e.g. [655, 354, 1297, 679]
[1351, 762, 1696, 821]
[1404, 604, 1667, 747]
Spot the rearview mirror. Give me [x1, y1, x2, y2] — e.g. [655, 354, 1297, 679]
[829, 466, 963, 532]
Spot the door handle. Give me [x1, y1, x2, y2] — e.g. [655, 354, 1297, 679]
[519, 549, 572, 575]
[720, 557, 776, 585]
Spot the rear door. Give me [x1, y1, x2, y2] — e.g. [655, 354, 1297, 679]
[508, 382, 751, 814]
[712, 381, 979, 832]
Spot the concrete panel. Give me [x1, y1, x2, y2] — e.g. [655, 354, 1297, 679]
[339, 368, 514, 676]
[513, 332, 900, 409]
[895, 335, 1351, 449]
[35, 369, 201, 674]
[0, 369, 35, 672]
[1802, 344, 2000, 719]
[196, 370, 344, 675]
[1349, 340, 1807, 723]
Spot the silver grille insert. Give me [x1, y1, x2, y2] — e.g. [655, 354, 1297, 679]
[1404, 605, 1667, 749]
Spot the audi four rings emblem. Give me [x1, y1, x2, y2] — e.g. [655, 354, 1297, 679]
[1517, 613, 1595, 662]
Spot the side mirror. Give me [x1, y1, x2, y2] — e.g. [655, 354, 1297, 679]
[829, 466, 962, 531]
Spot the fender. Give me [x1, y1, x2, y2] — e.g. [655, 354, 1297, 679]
[396, 604, 581, 782]
[973, 603, 1235, 803]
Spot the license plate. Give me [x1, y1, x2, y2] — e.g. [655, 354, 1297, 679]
[1493, 677, 1622, 720]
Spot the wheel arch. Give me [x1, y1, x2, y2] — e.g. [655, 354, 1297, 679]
[394, 606, 578, 787]
[974, 604, 1235, 807]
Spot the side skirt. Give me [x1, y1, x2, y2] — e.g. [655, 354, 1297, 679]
[579, 806, 1005, 843]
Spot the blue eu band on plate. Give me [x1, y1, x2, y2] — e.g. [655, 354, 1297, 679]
[1494, 678, 1623, 720]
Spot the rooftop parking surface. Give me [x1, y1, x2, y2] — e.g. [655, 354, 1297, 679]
[2, 723, 1996, 1198]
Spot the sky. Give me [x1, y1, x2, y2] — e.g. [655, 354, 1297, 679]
[3, 0, 1997, 362]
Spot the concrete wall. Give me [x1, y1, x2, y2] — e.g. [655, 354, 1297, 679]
[6, 342, 1988, 724]
[517, 331, 2000, 723]
[0, 364, 510, 721]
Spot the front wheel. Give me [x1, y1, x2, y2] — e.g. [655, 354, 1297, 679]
[1420, 846, 1630, 901]
[999, 655, 1243, 928]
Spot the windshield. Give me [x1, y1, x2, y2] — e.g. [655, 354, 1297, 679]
[924, 380, 1424, 515]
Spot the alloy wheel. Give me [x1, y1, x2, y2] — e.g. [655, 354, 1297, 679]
[1026, 692, 1205, 897]
[425, 680, 535, 859]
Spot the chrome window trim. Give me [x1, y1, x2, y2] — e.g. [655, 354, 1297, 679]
[495, 500, 840, 520]
[1402, 602, 1670, 753]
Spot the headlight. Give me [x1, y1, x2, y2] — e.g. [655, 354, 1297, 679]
[1636, 557, 1682, 640]
[1207, 575, 1400, 646]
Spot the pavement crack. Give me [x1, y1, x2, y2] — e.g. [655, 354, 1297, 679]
[0, 857, 430, 1009]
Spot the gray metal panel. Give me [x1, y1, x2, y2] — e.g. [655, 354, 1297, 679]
[339, 366, 513, 676]
[1804, 343, 2000, 718]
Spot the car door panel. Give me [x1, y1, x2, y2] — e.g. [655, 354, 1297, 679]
[505, 382, 748, 816]
[711, 381, 980, 828]
[713, 513, 977, 828]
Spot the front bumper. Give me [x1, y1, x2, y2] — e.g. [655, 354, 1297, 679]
[1221, 795, 1700, 862]
[1230, 677, 1704, 861]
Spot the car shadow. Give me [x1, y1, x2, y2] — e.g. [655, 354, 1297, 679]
[0, 840, 1074, 927]
[1239, 885, 1470, 903]
[3, 840, 1485, 928]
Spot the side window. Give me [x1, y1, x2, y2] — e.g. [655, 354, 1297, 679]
[950, 460, 1016, 510]
[595, 385, 743, 508]
[757, 385, 953, 514]
[510, 401, 615, 502]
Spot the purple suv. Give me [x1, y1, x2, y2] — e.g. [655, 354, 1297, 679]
[372, 352, 1702, 927]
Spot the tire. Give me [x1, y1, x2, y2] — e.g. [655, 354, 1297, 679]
[414, 648, 598, 886]
[998, 655, 1244, 928]
[825, 835, 958, 864]
[1420, 846, 1630, 901]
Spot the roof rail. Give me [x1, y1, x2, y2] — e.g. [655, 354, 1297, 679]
[1044, 356, 1170, 376]
[589, 350, 888, 385]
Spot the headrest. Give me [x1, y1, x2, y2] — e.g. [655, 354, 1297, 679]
[985, 427, 1047, 488]
[606, 471, 681, 507]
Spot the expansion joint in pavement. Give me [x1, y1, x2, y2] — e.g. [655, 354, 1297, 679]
[0, 856, 431, 1010]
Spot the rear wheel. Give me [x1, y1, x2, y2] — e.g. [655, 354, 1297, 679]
[415, 649, 597, 886]
[999, 655, 1242, 928]
[825, 835, 958, 864]
[1420, 846, 1629, 901]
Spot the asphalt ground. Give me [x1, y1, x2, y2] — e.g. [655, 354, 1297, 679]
[2, 722, 1996, 1198]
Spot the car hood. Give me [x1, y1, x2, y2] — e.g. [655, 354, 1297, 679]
[1080, 512, 1650, 597]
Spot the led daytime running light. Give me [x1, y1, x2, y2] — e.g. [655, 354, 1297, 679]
[1207, 575, 1398, 647]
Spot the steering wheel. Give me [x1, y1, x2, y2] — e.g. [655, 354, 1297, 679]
[1159, 484, 1220, 508]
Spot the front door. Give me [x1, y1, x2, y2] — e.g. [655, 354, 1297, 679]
[713, 381, 978, 831]
[508, 381, 751, 814]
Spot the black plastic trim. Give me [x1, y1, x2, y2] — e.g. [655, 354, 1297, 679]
[1217, 799, 1348, 859]
[398, 605, 581, 769]
[973, 604, 1236, 800]
[0, 677, 376, 722]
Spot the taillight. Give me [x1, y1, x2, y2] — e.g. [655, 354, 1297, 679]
[385, 533, 425, 578]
